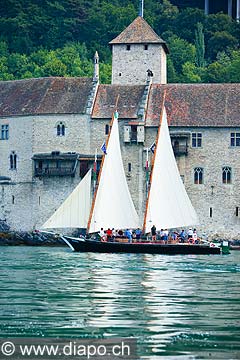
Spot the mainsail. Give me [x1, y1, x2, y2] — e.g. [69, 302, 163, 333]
[42, 169, 92, 229]
[144, 107, 198, 233]
[88, 112, 139, 233]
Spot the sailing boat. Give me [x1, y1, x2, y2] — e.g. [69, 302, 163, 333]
[41, 110, 140, 236]
[143, 106, 198, 233]
[42, 169, 92, 230]
[41, 106, 221, 255]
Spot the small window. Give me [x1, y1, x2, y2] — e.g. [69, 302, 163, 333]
[10, 151, 17, 170]
[230, 132, 240, 147]
[236, 207, 239, 217]
[12, 195, 15, 204]
[119, 73, 122, 77]
[1, 124, 9, 140]
[192, 133, 202, 148]
[144, 44, 148, 50]
[126, 45, 131, 51]
[210, 207, 213, 218]
[194, 167, 203, 184]
[56, 122, 65, 136]
[39, 196, 41, 205]
[222, 166, 232, 184]
[130, 125, 137, 142]
[128, 163, 132, 172]
[105, 124, 109, 135]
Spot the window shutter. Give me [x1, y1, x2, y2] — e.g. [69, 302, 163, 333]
[137, 125, 144, 143]
[124, 125, 131, 142]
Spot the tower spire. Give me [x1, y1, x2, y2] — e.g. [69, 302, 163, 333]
[139, 0, 144, 17]
[93, 51, 99, 82]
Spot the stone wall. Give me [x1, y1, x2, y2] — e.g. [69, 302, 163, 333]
[0, 116, 33, 183]
[32, 114, 91, 154]
[111, 44, 166, 85]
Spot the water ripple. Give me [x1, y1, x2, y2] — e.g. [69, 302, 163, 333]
[0, 247, 240, 359]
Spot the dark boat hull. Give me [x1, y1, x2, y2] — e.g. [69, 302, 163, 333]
[64, 237, 221, 255]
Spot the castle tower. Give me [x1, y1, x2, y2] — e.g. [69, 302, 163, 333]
[109, 16, 169, 85]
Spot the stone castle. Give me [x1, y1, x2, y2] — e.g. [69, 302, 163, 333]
[0, 16, 240, 239]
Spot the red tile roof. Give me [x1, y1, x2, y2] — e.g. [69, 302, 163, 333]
[0, 77, 93, 116]
[0, 78, 240, 127]
[92, 84, 146, 119]
[109, 16, 169, 53]
[146, 84, 240, 127]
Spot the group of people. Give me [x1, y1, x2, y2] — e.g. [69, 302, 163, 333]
[151, 226, 199, 244]
[98, 227, 142, 243]
[98, 226, 199, 244]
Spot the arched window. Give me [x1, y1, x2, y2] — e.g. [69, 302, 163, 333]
[56, 122, 66, 136]
[194, 167, 203, 184]
[222, 166, 232, 184]
[10, 151, 17, 170]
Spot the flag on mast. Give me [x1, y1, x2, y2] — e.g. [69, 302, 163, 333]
[101, 142, 107, 155]
[150, 142, 156, 154]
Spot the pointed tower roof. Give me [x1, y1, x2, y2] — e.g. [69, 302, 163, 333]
[109, 16, 169, 53]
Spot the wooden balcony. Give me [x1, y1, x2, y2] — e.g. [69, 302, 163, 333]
[34, 167, 76, 177]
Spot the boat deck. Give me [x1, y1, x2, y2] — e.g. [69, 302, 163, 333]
[64, 237, 222, 255]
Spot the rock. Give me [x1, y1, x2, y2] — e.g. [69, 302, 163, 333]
[0, 230, 67, 246]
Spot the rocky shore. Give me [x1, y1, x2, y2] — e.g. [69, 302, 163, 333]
[0, 230, 66, 246]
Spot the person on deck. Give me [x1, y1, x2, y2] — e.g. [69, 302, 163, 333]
[172, 231, 178, 242]
[192, 229, 198, 243]
[99, 228, 104, 237]
[160, 229, 164, 242]
[135, 228, 142, 241]
[112, 228, 116, 241]
[187, 228, 193, 239]
[151, 225, 157, 242]
[125, 229, 132, 243]
[179, 229, 186, 243]
[118, 229, 123, 237]
[106, 228, 112, 241]
[163, 229, 169, 243]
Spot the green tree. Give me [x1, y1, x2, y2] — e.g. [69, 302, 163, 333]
[195, 22, 206, 68]
[167, 35, 196, 74]
[99, 63, 111, 84]
[40, 51, 67, 77]
[173, 7, 205, 43]
[207, 31, 238, 60]
[224, 50, 240, 82]
[0, 56, 13, 80]
[203, 61, 227, 82]
[181, 62, 202, 83]
[154, 0, 179, 36]
[167, 57, 179, 83]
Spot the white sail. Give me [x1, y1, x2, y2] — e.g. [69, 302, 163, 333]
[145, 107, 198, 233]
[88, 114, 139, 233]
[42, 169, 92, 229]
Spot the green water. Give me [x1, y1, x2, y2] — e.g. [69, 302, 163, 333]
[0, 246, 240, 359]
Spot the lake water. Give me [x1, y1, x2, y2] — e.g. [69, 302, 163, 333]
[0, 246, 240, 359]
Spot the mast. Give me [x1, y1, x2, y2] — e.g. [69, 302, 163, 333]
[87, 95, 120, 233]
[142, 91, 166, 233]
